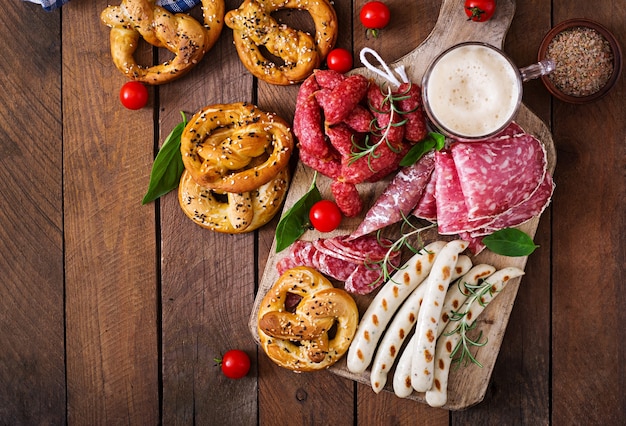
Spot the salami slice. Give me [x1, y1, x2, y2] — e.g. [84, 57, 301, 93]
[351, 150, 435, 239]
[450, 133, 547, 220]
[326, 235, 399, 263]
[434, 150, 494, 235]
[344, 262, 387, 295]
[471, 171, 555, 236]
[312, 250, 355, 281]
[412, 166, 438, 221]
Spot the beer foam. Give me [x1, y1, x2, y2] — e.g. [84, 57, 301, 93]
[425, 44, 521, 138]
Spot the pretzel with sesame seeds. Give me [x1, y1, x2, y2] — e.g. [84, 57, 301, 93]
[258, 266, 359, 371]
[178, 167, 289, 233]
[180, 102, 294, 195]
[225, 0, 338, 85]
[100, 0, 225, 85]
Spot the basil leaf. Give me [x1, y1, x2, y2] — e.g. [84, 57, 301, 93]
[483, 228, 539, 257]
[275, 173, 322, 253]
[142, 112, 187, 205]
[399, 132, 445, 166]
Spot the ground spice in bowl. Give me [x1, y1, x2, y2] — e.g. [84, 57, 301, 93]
[538, 19, 622, 103]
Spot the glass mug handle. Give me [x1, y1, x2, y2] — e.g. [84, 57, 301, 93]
[519, 59, 556, 82]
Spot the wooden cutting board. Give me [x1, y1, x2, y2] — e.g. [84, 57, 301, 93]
[250, 0, 556, 410]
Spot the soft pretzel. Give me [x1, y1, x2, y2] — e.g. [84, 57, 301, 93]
[180, 102, 294, 193]
[258, 266, 358, 371]
[178, 167, 289, 233]
[225, 0, 338, 85]
[101, 0, 225, 84]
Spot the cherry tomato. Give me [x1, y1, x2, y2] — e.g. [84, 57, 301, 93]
[464, 0, 496, 22]
[309, 200, 342, 233]
[360, 1, 391, 34]
[119, 81, 149, 110]
[326, 48, 353, 74]
[218, 350, 250, 379]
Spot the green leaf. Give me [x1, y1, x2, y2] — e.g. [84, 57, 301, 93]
[142, 112, 187, 205]
[275, 173, 322, 252]
[483, 228, 539, 257]
[399, 132, 445, 166]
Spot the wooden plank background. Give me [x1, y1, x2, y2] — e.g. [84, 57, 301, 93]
[0, 0, 624, 425]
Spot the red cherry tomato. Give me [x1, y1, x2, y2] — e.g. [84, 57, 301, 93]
[119, 81, 148, 110]
[309, 200, 342, 233]
[326, 48, 353, 74]
[360, 1, 391, 32]
[464, 0, 496, 22]
[218, 350, 250, 379]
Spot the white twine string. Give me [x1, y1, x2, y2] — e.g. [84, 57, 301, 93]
[359, 47, 409, 87]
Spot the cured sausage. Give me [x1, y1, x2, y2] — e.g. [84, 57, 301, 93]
[396, 82, 428, 142]
[293, 75, 330, 158]
[350, 150, 435, 240]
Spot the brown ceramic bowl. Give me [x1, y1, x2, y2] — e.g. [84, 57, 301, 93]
[538, 19, 622, 104]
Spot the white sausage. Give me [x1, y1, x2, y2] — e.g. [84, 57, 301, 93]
[411, 240, 468, 392]
[370, 255, 472, 393]
[346, 241, 446, 374]
[425, 266, 524, 407]
[436, 264, 497, 336]
[393, 332, 417, 398]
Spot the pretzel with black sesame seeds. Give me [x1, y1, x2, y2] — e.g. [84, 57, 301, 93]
[180, 102, 294, 194]
[101, 0, 225, 85]
[225, 0, 338, 85]
[258, 266, 359, 371]
[178, 166, 289, 233]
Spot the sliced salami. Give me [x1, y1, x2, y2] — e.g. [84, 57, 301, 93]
[344, 260, 396, 295]
[412, 166, 438, 221]
[312, 250, 355, 281]
[434, 150, 494, 235]
[350, 150, 435, 240]
[450, 133, 547, 220]
[326, 235, 399, 263]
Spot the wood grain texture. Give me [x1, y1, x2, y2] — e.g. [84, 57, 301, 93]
[1, 0, 625, 424]
[159, 2, 258, 425]
[63, 1, 159, 423]
[0, 3, 65, 425]
[550, 1, 626, 424]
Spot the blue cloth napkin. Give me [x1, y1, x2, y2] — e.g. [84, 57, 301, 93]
[25, 0, 202, 13]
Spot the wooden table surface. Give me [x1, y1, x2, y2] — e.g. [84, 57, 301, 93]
[1, 0, 624, 424]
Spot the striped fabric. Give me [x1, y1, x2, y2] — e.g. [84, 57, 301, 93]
[25, 0, 202, 13]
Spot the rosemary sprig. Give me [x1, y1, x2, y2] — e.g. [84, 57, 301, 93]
[349, 84, 416, 169]
[445, 279, 499, 368]
[365, 214, 437, 287]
